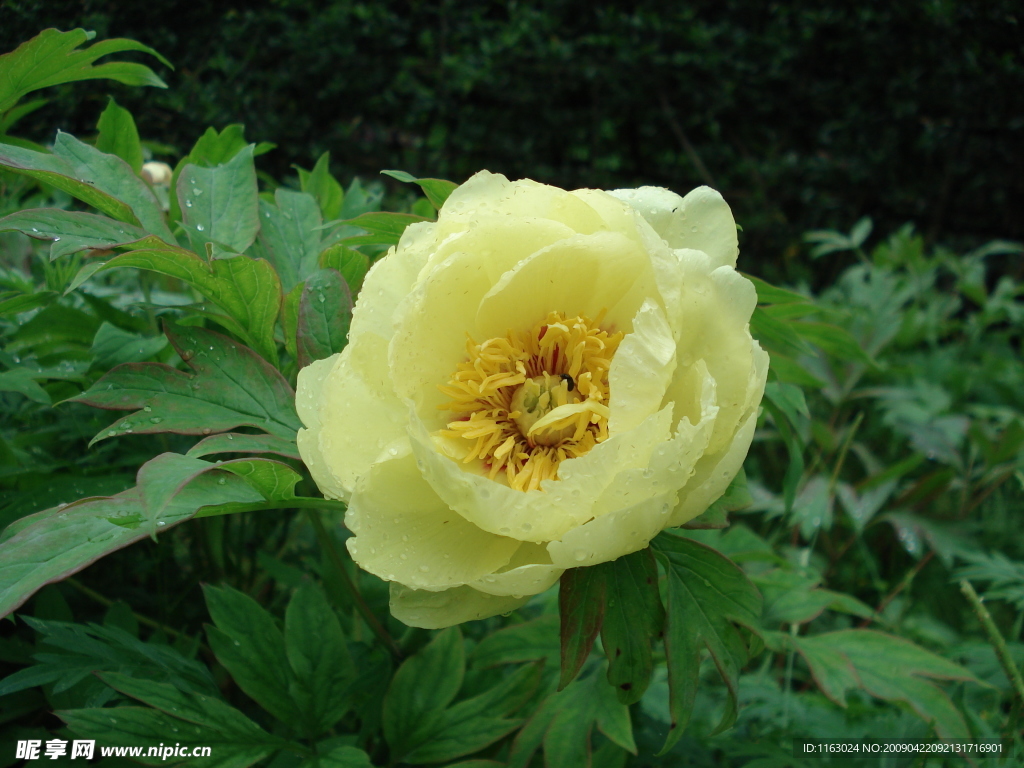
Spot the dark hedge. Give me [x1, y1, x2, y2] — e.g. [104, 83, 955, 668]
[2, 0, 1022, 282]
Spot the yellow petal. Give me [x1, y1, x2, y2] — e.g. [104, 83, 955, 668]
[667, 404, 760, 528]
[608, 185, 739, 269]
[440, 171, 607, 235]
[345, 450, 520, 590]
[348, 222, 435, 346]
[547, 490, 680, 568]
[469, 542, 563, 597]
[389, 583, 529, 629]
[608, 299, 677, 435]
[408, 402, 672, 543]
[388, 218, 576, 415]
[546, 368, 718, 568]
[475, 231, 658, 342]
[317, 333, 408, 496]
[669, 255, 757, 455]
[296, 354, 348, 500]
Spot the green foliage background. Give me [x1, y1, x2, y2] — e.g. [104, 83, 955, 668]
[0, 9, 1022, 768]
[2, 0, 1023, 280]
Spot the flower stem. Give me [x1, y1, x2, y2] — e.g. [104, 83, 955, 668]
[960, 579, 1024, 707]
[304, 509, 402, 659]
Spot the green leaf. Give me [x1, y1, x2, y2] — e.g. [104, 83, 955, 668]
[257, 188, 323, 291]
[71, 322, 299, 445]
[51, 131, 172, 240]
[297, 268, 352, 368]
[91, 321, 168, 368]
[471, 614, 559, 669]
[98, 672, 283, 747]
[764, 381, 810, 425]
[767, 353, 827, 388]
[282, 282, 302, 362]
[762, 398, 804, 513]
[0, 142, 141, 226]
[319, 244, 369, 295]
[755, 570, 872, 625]
[790, 629, 982, 739]
[69, 250, 281, 363]
[599, 549, 665, 704]
[558, 567, 606, 691]
[7, 302, 99, 354]
[168, 125, 250, 224]
[59, 704, 280, 768]
[203, 584, 304, 728]
[382, 170, 459, 210]
[653, 532, 762, 751]
[0, 28, 170, 115]
[383, 627, 465, 760]
[332, 211, 430, 246]
[513, 671, 635, 768]
[298, 152, 344, 221]
[187, 432, 302, 461]
[403, 663, 541, 764]
[749, 306, 816, 358]
[741, 273, 810, 305]
[95, 97, 142, 173]
[299, 746, 374, 768]
[178, 145, 260, 255]
[285, 583, 356, 735]
[789, 320, 873, 365]
[0, 617, 216, 698]
[0, 453, 265, 617]
[0, 368, 50, 404]
[338, 177, 382, 220]
[218, 459, 300, 502]
[0, 290, 56, 316]
[0, 208, 160, 261]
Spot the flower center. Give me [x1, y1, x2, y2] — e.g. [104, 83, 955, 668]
[438, 311, 622, 492]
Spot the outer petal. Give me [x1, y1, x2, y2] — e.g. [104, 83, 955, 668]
[317, 333, 407, 496]
[547, 491, 679, 568]
[469, 542, 563, 597]
[667, 403, 761, 528]
[295, 354, 347, 500]
[349, 220, 436, 346]
[609, 185, 739, 269]
[345, 451, 520, 590]
[389, 583, 528, 629]
[440, 171, 608, 237]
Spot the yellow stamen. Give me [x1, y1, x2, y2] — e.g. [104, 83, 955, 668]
[438, 311, 622, 491]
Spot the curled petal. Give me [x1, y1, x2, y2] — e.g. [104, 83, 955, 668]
[390, 583, 529, 629]
[609, 185, 739, 270]
[608, 299, 677, 435]
[469, 542, 563, 597]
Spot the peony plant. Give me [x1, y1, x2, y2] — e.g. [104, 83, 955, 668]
[296, 171, 768, 629]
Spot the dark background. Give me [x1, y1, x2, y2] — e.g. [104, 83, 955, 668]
[2, 0, 1022, 282]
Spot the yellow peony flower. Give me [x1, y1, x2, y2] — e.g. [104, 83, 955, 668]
[296, 171, 768, 628]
